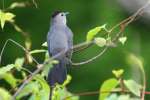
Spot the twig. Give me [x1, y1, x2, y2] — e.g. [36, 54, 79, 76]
[0, 39, 39, 65]
[12, 50, 66, 99]
[73, 41, 94, 53]
[71, 1, 150, 66]
[11, 1, 150, 99]
[71, 47, 108, 66]
[64, 89, 130, 100]
[64, 89, 150, 100]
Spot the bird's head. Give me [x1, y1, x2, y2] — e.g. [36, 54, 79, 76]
[51, 11, 69, 25]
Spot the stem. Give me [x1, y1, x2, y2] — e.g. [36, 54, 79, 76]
[0, 39, 39, 65]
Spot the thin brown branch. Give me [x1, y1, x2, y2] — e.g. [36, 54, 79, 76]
[64, 89, 150, 100]
[64, 89, 130, 100]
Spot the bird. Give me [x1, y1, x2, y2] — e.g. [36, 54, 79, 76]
[47, 11, 73, 100]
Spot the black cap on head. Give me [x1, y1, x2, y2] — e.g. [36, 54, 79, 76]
[51, 11, 61, 18]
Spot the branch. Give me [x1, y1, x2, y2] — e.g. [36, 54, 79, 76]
[0, 39, 39, 65]
[12, 50, 66, 99]
[71, 1, 150, 66]
[71, 47, 108, 66]
[63, 89, 130, 100]
[10, 1, 150, 99]
[64, 89, 150, 100]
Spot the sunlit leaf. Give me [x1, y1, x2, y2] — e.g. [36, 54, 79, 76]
[29, 93, 39, 100]
[94, 37, 106, 47]
[107, 94, 140, 100]
[112, 69, 124, 78]
[62, 75, 72, 87]
[30, 49, 47, 54]
[16, 82, 39, 99]
[33, 75, 49, 100]
[119, 36, 127, 45]
[42, 42, 48, 47]
[15, 58, 24, 71]
[0, 64, 15, 75]
[99, 78, 118, 100]
[0, 88, 12, 100]
[0, 10, 15, 29]
[106, 94, 118, 100]
[1, 73, 18, 88]
[53, 86, 79, 100]
[124, 80, 142, 96]
[86, 24, 106, 42]
[118, 95, 130, 100]
[34, 75, 49, 92]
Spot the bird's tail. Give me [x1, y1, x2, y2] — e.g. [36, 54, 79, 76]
[49, 86, 53, 100]
[48, 58, 67, 100]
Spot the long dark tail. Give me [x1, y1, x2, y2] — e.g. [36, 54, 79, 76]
[49, 86, 53, 100]
[48, 58, 67, 100]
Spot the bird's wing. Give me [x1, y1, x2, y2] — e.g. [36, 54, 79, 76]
[47, 31, 52, 56]
[65, 26, 73, 50]
[65, 26, 73, 64]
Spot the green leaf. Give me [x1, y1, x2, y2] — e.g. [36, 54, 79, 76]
[33, 75, 49, 100]
[118, 95, 130, 100]
[9, 2, 26, 9]
[119, 37, 127, 45]
[16, 82, 39, 99]
[86, 24, 106, 42]
[112, 69, 124, 78]
[30, 49, 47, 54]
[34, 75, 49, 92]
[0, 64, 15, 75]
[124, 80, 142, 96]
[107, 94, 140, 100]
[62, 75, 72, 87]
[15, 58, 24, 71]
[29, 93, 41, 100]
[42, 42, 48, 47]
[1, 73, 18, 88]
[106, 94, 118, 100]
[94, 37, 106, 47]
[53, 86, 79, 100]
[99, 78, 118, 100]
[0, 10, 15, 29]
[0, 88, 12, 100]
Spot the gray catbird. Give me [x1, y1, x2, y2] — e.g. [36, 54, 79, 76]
[47, 11, 73, 100]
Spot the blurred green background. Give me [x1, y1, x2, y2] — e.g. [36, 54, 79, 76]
[0, 0, 150, 100]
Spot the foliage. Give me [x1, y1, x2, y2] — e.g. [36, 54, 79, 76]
[0, 0, 149, 100]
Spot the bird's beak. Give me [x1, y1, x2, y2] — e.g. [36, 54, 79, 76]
[64, 12, 69, 16]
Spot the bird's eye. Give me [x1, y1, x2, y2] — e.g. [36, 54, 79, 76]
[61, 14, 64, 16]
